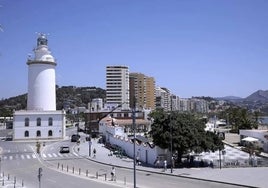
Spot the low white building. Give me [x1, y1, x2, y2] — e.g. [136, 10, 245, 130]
[13, 110, 65, 140]
[99, 116, 171, 166]
[240, 129, 268, 152]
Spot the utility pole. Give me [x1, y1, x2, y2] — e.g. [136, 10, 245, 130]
[132, 106, 136, 188]
[170, 97, 174, 173]
[0, 157, 2, 177]
[170, 113, 173, 173]
[131, 96, 137, 188]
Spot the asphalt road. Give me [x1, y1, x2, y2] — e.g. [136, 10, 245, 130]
[0, 128, 248, 188]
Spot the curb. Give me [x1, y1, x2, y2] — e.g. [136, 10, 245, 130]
[74, 145, 258, 188]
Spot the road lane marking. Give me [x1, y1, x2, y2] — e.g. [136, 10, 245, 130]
[32, 154, 37, 158]
[9, 156, 13, 160]
[47, 154, 52, 158]
[21, 155, 25, 159]
[42, 154, 47, 158]
[26, 155, 31, 159]
[52, 153, 57, 157]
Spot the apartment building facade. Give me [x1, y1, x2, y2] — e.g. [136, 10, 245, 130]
[106, 66, 130, 110]
[129, 73, 155, 110]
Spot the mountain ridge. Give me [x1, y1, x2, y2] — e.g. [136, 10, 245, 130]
[245, 90, 268, 102]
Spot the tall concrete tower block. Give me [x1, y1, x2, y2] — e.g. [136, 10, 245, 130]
[27, 34, 56, 111]
[106, 65, 130, 110]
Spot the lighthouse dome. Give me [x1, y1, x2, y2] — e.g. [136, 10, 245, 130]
[40, 54, 55, 62]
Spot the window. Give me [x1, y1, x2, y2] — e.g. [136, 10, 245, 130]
[37, 118, 41, 126]
[36, 130, 41, 137]
[48, 130, 53, 136]
[24, 131, 29, 137]
[48, 117, 53, 126]
[25, 118, 29, 127]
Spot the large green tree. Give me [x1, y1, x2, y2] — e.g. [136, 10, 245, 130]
[219, 107, 258, 133]
[149, 110, 224, 164]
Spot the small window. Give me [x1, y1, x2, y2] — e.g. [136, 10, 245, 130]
[48, 130, 53, 136]
[48, 117, 53, 126]
[37, 118, 41, 126]
[25, 118, 29, 127]
[24, 131, 29, 137]
[36, 130, 41, 137]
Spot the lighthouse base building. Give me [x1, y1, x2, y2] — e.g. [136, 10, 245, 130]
[13, 34, 66, 141]
[13, 110, 65, 140]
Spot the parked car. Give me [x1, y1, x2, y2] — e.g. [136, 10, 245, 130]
[71, 134, 80, 142]
[60, 146, 70, 153]
[5, 135, 13, 141]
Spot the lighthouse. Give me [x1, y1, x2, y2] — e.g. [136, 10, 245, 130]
[27, 33, 56, 111]
[13, 34, 65, 141]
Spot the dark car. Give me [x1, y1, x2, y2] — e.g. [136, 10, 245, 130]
[71, 134, 80, 142]
[5, 135, 13, 141]
[60, 146, 70, 153]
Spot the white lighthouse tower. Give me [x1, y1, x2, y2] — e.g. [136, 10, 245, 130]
[27, 33, 56, 111]
[13, 34, 65, 141]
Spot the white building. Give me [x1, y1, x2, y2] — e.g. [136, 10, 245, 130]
[13, 111, 65, 140]
[106, 65, 130, 110]
[99, 115, 171, 166]
[155, 87, 171, 111]
[240, 129, 268, 152]
[13, 33, 65, 141]
[88, 98, 103, 112]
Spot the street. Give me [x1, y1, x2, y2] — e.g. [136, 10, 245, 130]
[0, 127, 260, 188]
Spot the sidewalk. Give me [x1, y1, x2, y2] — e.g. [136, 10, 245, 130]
[75, 136, 268, 188]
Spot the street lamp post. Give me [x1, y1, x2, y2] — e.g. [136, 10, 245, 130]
[132, 107, 136, 188]
[38, 167, 42, 188]
[0, 157, 2, 177]
[219, 149, 222, 169]
[170, 113, 173, 173]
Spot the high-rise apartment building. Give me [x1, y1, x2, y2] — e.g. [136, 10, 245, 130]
[106, 66, 129, 110]
[129, 73, 155, 110]
[155, 87, 171, 111]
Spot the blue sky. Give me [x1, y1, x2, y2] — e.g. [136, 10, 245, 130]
[0, 0, 267, 99]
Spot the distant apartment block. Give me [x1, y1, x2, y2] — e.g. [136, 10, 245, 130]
[129, 73, 155, 110]
[178, 98, 209, 113]
[106, 65, 130, 110]
[171, 94, 180, 111]
[155, 87, 171, 111]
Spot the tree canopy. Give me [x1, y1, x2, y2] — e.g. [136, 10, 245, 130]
[149, 110, 224, 164]
[219, 107, 259, 133]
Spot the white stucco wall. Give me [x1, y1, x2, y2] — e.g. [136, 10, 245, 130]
[109, 135, 170, 166]
[100, 116, 171, 166]
[13, 110, 65, 140]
